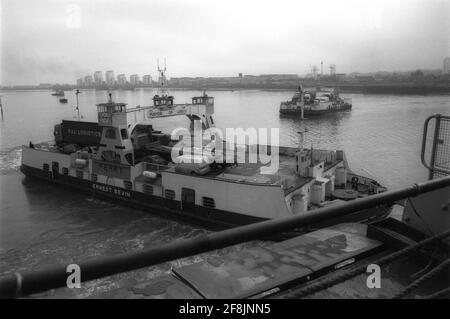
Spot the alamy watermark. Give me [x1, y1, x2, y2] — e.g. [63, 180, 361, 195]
[170, 120, 280, 174]
[66, 264, 81, 289]
[366, 264, 381, 289]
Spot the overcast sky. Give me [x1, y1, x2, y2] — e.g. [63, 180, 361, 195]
[1, 0, 449, 85]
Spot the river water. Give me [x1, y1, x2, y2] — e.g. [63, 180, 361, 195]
[0, 88, 448, 297]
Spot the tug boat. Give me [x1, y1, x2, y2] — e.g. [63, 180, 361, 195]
[21, 90, 388, 230]
[280, 86, 352, 118]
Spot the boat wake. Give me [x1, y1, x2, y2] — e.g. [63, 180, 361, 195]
[0, 147, 22, 174]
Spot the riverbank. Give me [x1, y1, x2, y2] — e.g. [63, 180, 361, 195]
[2, 82, 450, 95]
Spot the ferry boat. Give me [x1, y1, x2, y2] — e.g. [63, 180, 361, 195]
[20, 90, 387, 230]
[280, 86, 352, 117]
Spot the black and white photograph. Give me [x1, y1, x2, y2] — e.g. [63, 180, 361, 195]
[0, 0, 449, 303]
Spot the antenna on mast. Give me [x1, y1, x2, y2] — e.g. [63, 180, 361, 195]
[157, 57, 168, 97]
[74, 89, 82, 120]
[297, 125, 308, 151]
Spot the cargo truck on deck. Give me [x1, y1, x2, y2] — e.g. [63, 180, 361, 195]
[54, 120, 102, 148]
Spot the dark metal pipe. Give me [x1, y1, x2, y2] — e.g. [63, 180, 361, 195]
[1, 176, 449, 298]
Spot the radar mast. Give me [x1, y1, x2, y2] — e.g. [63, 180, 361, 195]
[157, 57, 168, 97]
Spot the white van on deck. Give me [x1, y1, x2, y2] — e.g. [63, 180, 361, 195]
[173, 154, 211, 175]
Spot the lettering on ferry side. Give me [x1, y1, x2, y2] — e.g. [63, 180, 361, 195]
[92, 183, 131, 198]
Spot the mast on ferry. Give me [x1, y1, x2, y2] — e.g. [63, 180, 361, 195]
[157, 58, 168, 97]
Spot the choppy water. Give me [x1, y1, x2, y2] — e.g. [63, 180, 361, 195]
[0, 89, 449, 297]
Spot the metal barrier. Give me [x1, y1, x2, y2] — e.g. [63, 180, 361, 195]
[1, 176, 450, 298]
[422, 114, 450, 179]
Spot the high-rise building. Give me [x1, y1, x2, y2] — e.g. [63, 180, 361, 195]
[84, 75, 93, 86]
[330, 64, 336, 76]
[105, 70, 115, 85]
[130, 74, 140, 85]
[312, 66, 318, 80]
[117, 74, 127, 85]
[94, 71, 103, 86]
[76, 78, 84, 86]
[142, 75, 152, 85]
[443, 57, 450, 74]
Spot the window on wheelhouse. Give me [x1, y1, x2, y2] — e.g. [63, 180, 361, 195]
[105, 128, 116, 139]
[121, 129, 128, 140]
[125, 153, 134, 165]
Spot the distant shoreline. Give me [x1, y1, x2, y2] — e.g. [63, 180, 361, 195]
[1, 84, 450, 95]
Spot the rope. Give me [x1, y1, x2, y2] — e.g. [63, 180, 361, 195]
[278, 228, 450, 298]
[392, 259, 450, 299]
[423, 286, 450, 299]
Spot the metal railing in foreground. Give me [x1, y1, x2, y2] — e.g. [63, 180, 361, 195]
[1, 176, 449, 298]
[421, 114, 450, 179]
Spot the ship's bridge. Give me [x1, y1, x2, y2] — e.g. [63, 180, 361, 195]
[190, 94, 215, 126]
[152, 95, 174, 107]
[192, 95, 214, 105]
[96, 100, 128, 127]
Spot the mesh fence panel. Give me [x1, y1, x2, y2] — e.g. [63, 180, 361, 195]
[432, 116, 450, 179]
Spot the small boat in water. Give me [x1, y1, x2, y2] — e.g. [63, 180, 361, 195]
[51, 90, 65, 97]
[280, 86, 352, 118]
[59, 98, 68, 103]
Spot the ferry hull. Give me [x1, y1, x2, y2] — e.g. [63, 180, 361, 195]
[280, 104, 352, 116]
[20, 164, 266, 230]
[20, 163, 390, 231]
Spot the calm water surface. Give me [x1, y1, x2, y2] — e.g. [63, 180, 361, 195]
[0, 89, 448, 297]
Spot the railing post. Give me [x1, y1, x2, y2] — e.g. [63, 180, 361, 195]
[429, 114, 441, 180]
